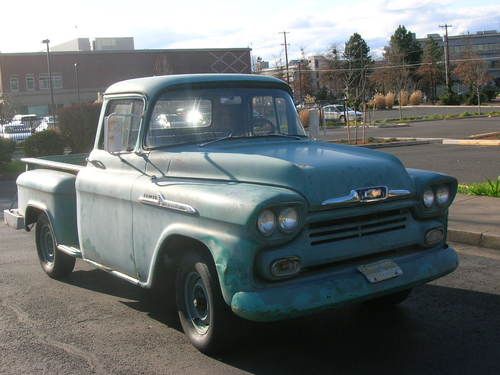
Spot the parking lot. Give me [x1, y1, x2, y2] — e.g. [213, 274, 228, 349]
[1, 222, 499, 374]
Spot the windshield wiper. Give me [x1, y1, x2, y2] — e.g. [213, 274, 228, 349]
[198, 131, 234, 147]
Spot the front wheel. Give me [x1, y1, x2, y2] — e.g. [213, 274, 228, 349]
[35, 213, 75, 279]
[175, 251, 237, 354]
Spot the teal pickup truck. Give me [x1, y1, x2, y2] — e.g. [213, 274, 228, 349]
[7, 74, 458, 354]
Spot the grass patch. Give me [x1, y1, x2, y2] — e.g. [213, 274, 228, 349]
[458, 178, 500, 198]
[0, 160, 25, 178]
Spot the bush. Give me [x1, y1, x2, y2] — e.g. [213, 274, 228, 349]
[385, 92, 395, 109]
[482, 85, 498, 101]
[58, 103, 102, 153]
[23, 130, 66, 157]
[0, 138, 16, 163]
[465, 92, 489, 105]
[299, 109, 310, 127]
[409, 90, 423, 105]
[373, 93, 385, 109]
[439, 91, 463, 105]
[398, 90, 409, 106]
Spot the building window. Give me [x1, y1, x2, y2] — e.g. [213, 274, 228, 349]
[314, 59, 319, 69]
[10, 76, 19, 92]
[39, 73, 63, 90]
[26, 75, 35, 90]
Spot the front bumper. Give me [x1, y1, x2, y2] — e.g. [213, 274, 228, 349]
[231, 245, 458, 322]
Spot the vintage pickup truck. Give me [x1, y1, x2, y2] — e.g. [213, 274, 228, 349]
[6, 74, 458, 353]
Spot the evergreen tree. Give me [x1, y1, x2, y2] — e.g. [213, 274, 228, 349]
[417, 37, 444, 101]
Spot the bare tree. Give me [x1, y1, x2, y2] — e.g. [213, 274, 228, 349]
[453, 51, 491, 114]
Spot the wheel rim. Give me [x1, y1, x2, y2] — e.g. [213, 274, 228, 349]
[39, 224, 55, 264]
[184, 271, 210, 335]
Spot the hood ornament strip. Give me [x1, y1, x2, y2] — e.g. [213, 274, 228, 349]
[139, 193, 198, 215]
[321, 187, 411, 207]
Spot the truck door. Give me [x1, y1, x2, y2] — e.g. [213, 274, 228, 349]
[76, 97, 145, 277]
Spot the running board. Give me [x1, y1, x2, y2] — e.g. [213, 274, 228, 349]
[56, 245, 143, 286]
[57, 245, 83, 258]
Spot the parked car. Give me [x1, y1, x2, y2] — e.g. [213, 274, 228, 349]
[0, 123, 32, 142]
[322, 104, 363, 122]
[5, 74, 458, 354]
[35, 115, 57, 132]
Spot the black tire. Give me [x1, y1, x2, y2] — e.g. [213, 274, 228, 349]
[35, 213, 75, 279]
[175, 251, 237, 354]
[365, 289, 412, 307]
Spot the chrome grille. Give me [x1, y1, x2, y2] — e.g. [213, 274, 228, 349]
[308, 209, 408, 246]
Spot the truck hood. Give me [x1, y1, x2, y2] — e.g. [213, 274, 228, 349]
[149, 139, 414, 209]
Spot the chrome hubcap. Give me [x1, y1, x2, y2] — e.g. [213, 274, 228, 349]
[184, 272, 210, 334]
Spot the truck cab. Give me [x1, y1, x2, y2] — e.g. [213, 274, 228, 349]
[7, 74, 458, 354]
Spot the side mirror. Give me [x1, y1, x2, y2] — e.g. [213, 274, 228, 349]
[104, 113, 140, 153]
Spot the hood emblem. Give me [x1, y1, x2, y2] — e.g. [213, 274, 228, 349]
[321, 186, 411, 207]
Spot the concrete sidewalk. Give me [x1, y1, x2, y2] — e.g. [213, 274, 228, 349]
[448, 194, 500, 250]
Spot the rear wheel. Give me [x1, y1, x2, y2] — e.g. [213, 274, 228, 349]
[175, 251, 238, 354]
[35, 213, 75, 279]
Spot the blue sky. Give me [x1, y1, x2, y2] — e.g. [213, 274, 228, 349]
[1, 0, 499, 64]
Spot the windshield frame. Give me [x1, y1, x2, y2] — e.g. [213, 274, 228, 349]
[142, 86, 306, 150]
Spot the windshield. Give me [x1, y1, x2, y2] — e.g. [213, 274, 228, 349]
[146, 87, 306, 148]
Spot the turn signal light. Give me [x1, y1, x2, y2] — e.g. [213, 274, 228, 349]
[425, 228, 444, 247]
[271, 257, 301, 278]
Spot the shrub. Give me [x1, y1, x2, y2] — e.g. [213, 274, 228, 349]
[465, 92, 489, 105]
[439, 91, 463, 105]
[23, 130, 66, 157]
[482, 85, 498, 101]
[299, 109, 310, 127]
[385, 92, 395, 109]
[0, 138, 16, 163]
[398, 90, 409, 106]
[58, 103, 102, 153]
[409, 90, 423, 105]
[373, 93, 385, 109]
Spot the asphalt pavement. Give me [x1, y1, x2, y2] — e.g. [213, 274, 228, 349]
[322, 116, 500, 140]
[1, 222, 499, 374]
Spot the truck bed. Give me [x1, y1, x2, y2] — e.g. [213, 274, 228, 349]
[21, 153, 88, 174]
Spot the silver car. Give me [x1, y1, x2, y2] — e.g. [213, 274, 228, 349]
[322, 104, 363, 123]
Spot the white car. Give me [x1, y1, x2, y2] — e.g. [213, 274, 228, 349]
[1, 123, 32, 142]
[322, 104, 363, 123]
[35, 116, 57, 132]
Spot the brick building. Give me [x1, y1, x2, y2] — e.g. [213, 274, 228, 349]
[0, 47, 251, 115]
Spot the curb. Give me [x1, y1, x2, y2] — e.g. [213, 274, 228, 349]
[442, 139, 500, 146]
[360, 140, 432, 149]
[448, 228, 500, 250]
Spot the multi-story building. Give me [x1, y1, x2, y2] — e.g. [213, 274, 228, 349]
[418, 30, 500, 84]
[0, 38, 251, 115]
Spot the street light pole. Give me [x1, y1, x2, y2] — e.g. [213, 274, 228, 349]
[41, 39, 56, 119]
[74, 62, 81, 104]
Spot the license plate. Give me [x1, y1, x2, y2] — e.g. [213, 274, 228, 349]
[358, 259, 403, 283]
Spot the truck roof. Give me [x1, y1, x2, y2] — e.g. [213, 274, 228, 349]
[104, 74, 292, 98]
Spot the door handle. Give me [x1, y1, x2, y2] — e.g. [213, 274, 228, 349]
[86, 158, 106, 169]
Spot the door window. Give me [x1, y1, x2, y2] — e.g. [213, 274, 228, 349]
[101, 98, 143, 152]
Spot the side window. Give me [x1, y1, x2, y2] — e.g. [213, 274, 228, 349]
[101, 98, 143, 152]
[276, 98, 289, 133]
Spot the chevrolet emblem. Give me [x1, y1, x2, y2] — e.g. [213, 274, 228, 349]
[357, 187, 387, 202]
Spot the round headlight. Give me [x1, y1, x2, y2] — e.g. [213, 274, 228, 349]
[436, 185, 450, 206]
[257, 209, 276, 236]
[423, 189, 435, 208]
[278, 207, 299, 232]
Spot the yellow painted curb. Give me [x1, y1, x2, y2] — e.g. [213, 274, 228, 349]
[442, 139, 500, 146]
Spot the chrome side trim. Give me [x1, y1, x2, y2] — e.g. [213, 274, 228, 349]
[138, 193, 198, 215]
[321, 190, 359, 206]
[84, 259, 143, 286]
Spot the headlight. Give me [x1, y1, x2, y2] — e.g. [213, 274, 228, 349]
[257, 209, 276, 236]
[436, 185, 450, 206]
[423, 189, 435, 208]
[278, 207, 299, 232]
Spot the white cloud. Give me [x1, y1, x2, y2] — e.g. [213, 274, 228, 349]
[0, 0, 498, 65]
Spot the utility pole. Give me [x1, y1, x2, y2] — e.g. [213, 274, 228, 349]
[439, 24, 452, 92]
[41, 39, 56, 120]
[74, 63, 81, 104]
[280, 31, 290, 84]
